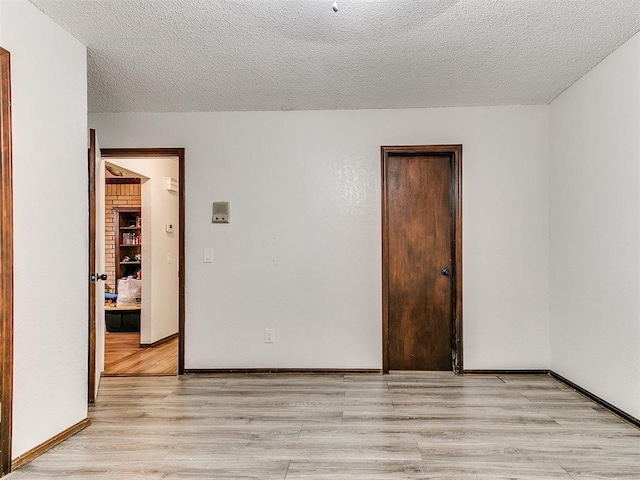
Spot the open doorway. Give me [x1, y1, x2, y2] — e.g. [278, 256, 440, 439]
[88, 145, 185, 397]
[102, 159, 179, 376]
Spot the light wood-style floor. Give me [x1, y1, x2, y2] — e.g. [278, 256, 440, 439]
[103, 332, 177, 376]
[8, 373, 640, 479]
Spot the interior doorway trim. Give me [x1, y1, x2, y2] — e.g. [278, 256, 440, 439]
[381, 145, 463, 374]
[0, 47, 14, 475]
[98, 148, 186, 375]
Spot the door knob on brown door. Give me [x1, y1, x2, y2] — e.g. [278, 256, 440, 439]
[441, 267, 451, 277]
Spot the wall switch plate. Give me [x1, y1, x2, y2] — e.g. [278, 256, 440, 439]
[165, 222, 175, 233]
[203, 248, 213, 263]
[166, 252, 173, 264]
[265, 328, 275, 343]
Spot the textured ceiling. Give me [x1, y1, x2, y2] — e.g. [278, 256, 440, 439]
[28, 0, 640, 113]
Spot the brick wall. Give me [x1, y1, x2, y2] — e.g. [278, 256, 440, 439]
[105, 182, 141, 293]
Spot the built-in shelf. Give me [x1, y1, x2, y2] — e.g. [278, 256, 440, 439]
[114, 207, 142, 286]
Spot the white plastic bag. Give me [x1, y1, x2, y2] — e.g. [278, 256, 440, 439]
[116, 276, 142, 306]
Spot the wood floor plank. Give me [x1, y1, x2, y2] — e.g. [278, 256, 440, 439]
[7, 374, 640, 479]
[103, 336, 177, 376]
[103, 332, 140, 367]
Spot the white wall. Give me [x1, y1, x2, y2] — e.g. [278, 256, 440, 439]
[0, 0, 88, 459]
[549, 32, 640, 418]
[91, 106, 549, 371]
[109, 158, 179, 344]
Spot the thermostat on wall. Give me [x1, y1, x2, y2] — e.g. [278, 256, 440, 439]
[212, 202, 230, 223]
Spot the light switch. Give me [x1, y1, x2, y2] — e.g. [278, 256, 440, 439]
[165, 222, 175, 233]
[203, 248, 213, 263]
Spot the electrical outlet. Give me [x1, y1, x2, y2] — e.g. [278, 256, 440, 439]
[265, 328, 275, 343]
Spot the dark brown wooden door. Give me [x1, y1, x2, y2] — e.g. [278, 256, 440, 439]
[88, 129, 107, 402]
[0, 46, 13, 475]
[88, 129, 98, 403]
[382, 146, 462, 372]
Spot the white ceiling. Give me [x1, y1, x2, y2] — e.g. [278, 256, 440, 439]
[28, 0, 640, 113]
